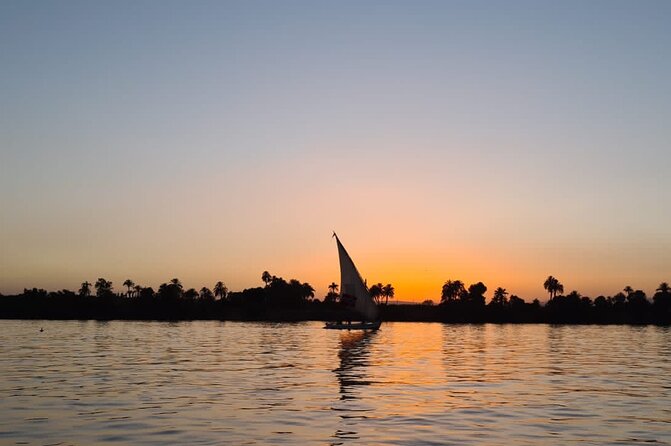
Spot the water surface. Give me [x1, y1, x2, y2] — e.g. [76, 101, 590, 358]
[1, 321, 669, 445]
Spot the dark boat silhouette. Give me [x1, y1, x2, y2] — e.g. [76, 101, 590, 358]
[325, 233, 381, 331]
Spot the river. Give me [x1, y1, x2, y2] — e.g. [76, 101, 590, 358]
[1, 321, 669, 445]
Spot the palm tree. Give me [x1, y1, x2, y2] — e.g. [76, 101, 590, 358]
[158, 278, 183, 300]
[382, 283, 395, 305]
[543, 276, 564, 300]
[623, 285, 634, 296]
[441, 280, 465, 304]
[543, 276, 557, 300]
[133, 284, 142, 298]
[79, 281, 92, 297]
[491, 287, 508, 306]
[214, 281, 228, 301]
[94, 278, 113, 298]
[325, 282, 339, 303]
[369, 283, 383, 305]
[653, 282, 671, 309]
[123, 279, 135, 298]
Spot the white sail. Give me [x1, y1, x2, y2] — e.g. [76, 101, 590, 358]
[335, 234, 378, 321]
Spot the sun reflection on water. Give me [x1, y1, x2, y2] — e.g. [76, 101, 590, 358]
[0, 321, 669, 445]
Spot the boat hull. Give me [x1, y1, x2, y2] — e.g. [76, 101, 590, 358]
[323, 320, 381, 330]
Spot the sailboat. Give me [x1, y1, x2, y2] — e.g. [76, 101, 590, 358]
[324, 233, 381, 330]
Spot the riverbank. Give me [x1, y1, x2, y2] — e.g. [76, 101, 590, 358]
[2, 294, 669, 324]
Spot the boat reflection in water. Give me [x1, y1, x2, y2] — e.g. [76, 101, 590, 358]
[330, 330, 377, 444]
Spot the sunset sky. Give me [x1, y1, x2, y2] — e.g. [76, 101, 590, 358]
[1, 1, 670, 301]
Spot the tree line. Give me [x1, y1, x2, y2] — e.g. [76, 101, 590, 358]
[1, 273, 670, 324]
[0, 272, 320, 321]
[74, 277, 230, 302]
[322, 281, 395, 305]
[424, 275, 671, 324]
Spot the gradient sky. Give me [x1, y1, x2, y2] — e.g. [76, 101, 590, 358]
[1, 1, 670, 301]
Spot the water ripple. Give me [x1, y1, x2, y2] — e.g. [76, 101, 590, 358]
[0, 321, 669, 445]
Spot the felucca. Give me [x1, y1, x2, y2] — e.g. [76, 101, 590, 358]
[324, 233, 381, 330]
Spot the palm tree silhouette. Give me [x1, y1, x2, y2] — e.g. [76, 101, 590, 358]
[653, 282, 671, 309]
[160, 278, 183, 299]
[382, 284, 395, 305]
[623, 285, 634, 296]
[94, 278, 113, 298]
[123, 279, 135, 298]
[214, 281, 228, 301]
[441, 280, 465, 303]
[328, 282, 339, 294]
[133, 284, 142, 298]
[369, 283, 384, 305]
[543, 276, 563, 300]
[492, 287, 508, 306]
[543, 276, 556, 299]
[79, 281, 92, 297]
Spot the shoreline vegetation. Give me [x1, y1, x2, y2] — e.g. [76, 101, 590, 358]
[1, 273, 670, 325]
